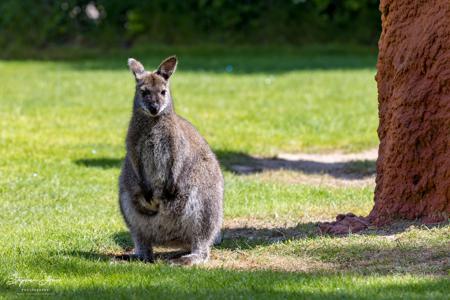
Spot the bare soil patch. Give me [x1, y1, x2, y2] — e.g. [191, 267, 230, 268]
[206, 251, 334, 272]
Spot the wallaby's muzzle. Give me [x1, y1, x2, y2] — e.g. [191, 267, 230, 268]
[147, 102, 160, 115]
[140, 100, 162, 117]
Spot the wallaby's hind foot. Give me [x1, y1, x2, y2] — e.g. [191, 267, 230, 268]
[170, 243, 209, 266]
[170, 252, 208, 266]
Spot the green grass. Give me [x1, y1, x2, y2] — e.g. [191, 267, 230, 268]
[1, 47, 448, 299]
[0, 45, 378, 155]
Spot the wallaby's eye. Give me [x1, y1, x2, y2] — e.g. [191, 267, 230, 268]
[161, 90, 167, 96]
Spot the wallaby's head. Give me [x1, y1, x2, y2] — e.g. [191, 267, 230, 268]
[128, 56, 177, 117]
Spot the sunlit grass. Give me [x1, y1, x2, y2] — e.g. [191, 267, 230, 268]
[1, 48, 448, 299]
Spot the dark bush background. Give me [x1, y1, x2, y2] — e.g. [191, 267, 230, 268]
[0, 0, 380, 53]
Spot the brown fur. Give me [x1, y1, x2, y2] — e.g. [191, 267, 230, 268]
[118, 56, 224, 265]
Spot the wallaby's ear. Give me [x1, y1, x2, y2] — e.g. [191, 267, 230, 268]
[128, 58, 146, 80]
[156, 56, 177, 80]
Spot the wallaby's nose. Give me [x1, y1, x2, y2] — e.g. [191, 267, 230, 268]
[148, 102, 159, 115]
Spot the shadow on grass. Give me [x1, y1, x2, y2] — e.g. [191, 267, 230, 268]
[66, 249, 189, 263]
[110, 226, 318, 253]
[113, 230, 133, 250]
[74, 158, 122, 169]
[216, 220, 448, 250]
[73, 150, 376, 180]
[217, 222, 319, 250]
[108, 220, 449, 276]
[109, 225, 317, 253]
[110, 231, 190, 261]
[221, 221, 449, 276]
[216, 150, 376, 180]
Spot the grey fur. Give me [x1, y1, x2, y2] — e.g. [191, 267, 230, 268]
[119, 56, 224, 265]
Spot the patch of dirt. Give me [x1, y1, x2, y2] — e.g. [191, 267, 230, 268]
[318, 213, 370, 235]
[250, 170, 375, 188]
[228, 149, 377, 188]
[206, 251, 334, 272]
[276, 149, 378, 164]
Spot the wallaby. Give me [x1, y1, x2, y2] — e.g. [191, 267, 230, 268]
[118, 56, 224, 265]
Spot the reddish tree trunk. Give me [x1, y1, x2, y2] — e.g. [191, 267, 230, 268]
[319, 0, 450, 234]
[369, 0, 450, 225]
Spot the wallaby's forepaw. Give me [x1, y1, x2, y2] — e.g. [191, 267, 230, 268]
[134, 196, 160, 216]
[170, 253, 207, 266]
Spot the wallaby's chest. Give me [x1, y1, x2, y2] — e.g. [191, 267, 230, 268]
[136, 128, 173, 195]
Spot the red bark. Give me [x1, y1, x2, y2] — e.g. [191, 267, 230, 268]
[319, 0, 450, 234]
[370, 0, 450, 225]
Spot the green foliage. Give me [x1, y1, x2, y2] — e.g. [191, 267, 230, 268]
[0, 0, 381, 53]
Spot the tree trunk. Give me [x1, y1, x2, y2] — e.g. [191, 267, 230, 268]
[369, 0, 450, 225]
[319, 0, 450, 234]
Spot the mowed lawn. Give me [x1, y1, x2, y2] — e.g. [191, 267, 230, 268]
[0, 47, 448, 299]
